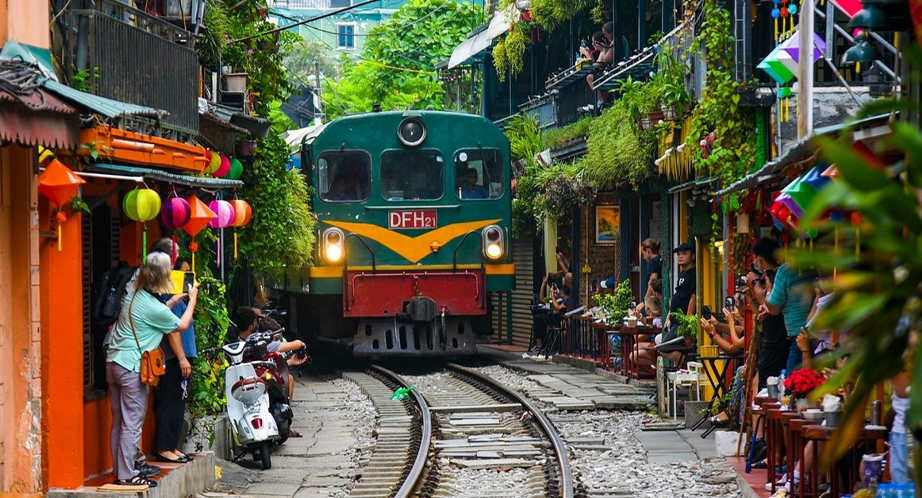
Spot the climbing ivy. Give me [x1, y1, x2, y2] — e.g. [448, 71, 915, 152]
[683, 0, 757, 195]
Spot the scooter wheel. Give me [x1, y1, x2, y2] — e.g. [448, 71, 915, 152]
[256, 441, 272, 469]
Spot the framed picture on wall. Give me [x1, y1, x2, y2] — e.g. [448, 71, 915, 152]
[595, 205, 620, 244]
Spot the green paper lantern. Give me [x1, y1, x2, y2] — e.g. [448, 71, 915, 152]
[226, 158, 244, 180]
[123, 188, 161, 222]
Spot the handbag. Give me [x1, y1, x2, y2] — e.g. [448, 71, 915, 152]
[127, 292, 166, 386]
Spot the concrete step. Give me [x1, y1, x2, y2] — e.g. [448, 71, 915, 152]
[47, 452, 215, 498]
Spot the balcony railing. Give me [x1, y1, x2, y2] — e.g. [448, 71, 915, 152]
[58, 0, 199, 137]
[269, 0, 332, 7]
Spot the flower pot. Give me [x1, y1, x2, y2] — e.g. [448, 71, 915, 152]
[661, 105, 677, 121]
[647, 110, 665, 128]
[237, 140, 257, 158]
[794, 397, 817, 412]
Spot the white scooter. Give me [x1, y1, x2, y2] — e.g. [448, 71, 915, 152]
[206, 335, 279, 469]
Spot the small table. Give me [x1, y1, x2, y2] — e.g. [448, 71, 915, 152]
[801, 424, 887, 498]
[691, 354, 745, 432]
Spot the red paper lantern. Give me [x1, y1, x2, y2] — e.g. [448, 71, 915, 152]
[38, 158, 85, 207]
[161, 196, 191, 229]
[213, 154, 231, 178]
[183, 195, 216, 237]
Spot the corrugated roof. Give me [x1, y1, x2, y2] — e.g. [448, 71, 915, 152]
[715, 114, 892, 196]
[86, 163, 243, 188]
[42, 79, 168, 121]
[212, 104, 271, 138]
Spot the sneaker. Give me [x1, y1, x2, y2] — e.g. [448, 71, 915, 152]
[765, 474, 787, 491]
[529, 346, 540, 352]
[134, 461, 161, 478]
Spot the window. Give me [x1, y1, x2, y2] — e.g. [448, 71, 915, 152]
[380, 149, 444, 201]
[337, 23, 355, 49]
[318, 150, 371, 202]
[454, 148, 505, 200]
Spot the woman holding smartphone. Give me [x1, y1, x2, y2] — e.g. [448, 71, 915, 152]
[152, 257, 197, 464]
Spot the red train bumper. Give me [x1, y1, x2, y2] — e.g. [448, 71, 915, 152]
[343, 270, 485, 318]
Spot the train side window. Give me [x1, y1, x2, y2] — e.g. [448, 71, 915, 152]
[380, 149, 444, 201]
[317, 150, 371, 202]
[455, 149, 504, 200]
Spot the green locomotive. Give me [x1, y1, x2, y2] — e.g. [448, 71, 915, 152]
[282, 111, 515, 357]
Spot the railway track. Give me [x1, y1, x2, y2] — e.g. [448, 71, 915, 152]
[342, 364, 574, 498]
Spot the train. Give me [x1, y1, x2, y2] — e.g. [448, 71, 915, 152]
[278, 110, 515, 357]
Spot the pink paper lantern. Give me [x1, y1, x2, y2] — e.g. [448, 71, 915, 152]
[160, 196, 191, 229]
[213, 154, 231, 178]
[208, 200, 236, 228]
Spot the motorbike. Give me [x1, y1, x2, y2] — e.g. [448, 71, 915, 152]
[203, 332, 286, 469]
[243, 329, 295, 444]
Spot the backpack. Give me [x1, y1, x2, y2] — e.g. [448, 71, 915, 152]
[91, 262, 137, 329]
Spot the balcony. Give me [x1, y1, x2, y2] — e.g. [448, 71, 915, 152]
[55, 0, 200, 138]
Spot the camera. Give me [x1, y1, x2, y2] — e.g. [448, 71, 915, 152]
[580, 40, 587, 48]
[725, 296, 735, 310]
[296, 345, 309, 359]
[629, 301, 637, 311]
[702, 305, 712, 320]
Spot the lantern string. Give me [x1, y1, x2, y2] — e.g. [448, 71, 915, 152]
[142, 224, 147, 260]
[234, 231, 239, 259]
[171, 233, 178, 267]
[217, 236, 221, 269]
[57, 223, 62, 252]
[192, 251, 195, 274]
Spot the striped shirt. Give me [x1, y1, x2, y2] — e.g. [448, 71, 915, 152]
[767, 263, 816, 338]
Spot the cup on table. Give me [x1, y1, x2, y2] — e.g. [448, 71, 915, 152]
[824, 410, 841, 427]
[627, 317, 638, 327]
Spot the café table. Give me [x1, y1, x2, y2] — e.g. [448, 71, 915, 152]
[800, 423, 887, 498]
[692, 354, 745, 433]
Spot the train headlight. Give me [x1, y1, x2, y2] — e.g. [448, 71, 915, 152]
[323, 228, 345, 263]
[482, 225, 504, 260]
[397, 117, 426, 147]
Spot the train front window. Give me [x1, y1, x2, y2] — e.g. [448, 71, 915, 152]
[380, 149, 444, 201]
[317, 150, 371, 202]
[455, 149, 504, 200]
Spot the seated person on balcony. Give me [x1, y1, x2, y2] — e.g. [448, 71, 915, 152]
[632, 243, 696, 370]
[581, 23, 614, 111]
[460, 168, 489, 199]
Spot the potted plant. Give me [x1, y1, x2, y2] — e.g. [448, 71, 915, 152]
[596, 280, 635, 326]
[669, 309, 699, 345]
[661, 82, 691, 121]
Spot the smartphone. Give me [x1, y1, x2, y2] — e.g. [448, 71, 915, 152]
[725, 296, 735, 310]
[183, 271, 196, 293]
[629, 301, 637, 311]
[702, 305, 712, 320]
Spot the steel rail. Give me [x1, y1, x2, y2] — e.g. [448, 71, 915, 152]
[446, 363, 575, 498]
[369, 364, 432, 498]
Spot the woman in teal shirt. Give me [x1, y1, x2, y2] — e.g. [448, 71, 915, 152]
[106, 252, 198, 487]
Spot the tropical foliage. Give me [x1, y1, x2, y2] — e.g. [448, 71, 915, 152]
[786, 64, 922, 474]
[323, 0, 483, 118]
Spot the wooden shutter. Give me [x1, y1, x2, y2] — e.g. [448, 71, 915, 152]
[82, 214, 93, 391]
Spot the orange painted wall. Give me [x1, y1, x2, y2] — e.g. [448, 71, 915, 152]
[1, 0, 50, 49]
[0, 146, 43, 493]
[39, 190, 86, 489]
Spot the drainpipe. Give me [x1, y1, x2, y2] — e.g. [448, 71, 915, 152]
[75, 0, 93, 72]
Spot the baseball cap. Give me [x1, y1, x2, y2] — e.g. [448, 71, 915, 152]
[673, 242, 695, 253]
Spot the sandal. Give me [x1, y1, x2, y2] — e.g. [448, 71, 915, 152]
[175, 452, 194, 461]
[113, 475, 158, 487]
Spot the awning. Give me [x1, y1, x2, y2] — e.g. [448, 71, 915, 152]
[42, 78, 168, 121]
[282, 122, 328, 152]
[198, 99, 249, 135]
[668, 177, 717, 194]
[77, 126, 211, 172]
[715, 113, 892, 196]
[212, 103, 271, 138]
[448, 6, 516, 69]
[86, 163, 243, 189]
[0, 58, 79, 148]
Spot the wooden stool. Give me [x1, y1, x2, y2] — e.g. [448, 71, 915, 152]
[765, 406, 790, 492]
[781, 413, 802, 490]
[801, 424, 887, 498]
[788, 417, 810, 497]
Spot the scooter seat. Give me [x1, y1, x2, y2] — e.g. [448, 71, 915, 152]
[231, 377, 266, 405]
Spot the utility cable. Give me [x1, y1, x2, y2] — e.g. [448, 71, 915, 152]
[232, 0, 380, 43]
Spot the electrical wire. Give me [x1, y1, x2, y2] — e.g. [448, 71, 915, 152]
[0, 60, 48, 109]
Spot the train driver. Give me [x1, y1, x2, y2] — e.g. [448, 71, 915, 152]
[460, 168, 489, 199]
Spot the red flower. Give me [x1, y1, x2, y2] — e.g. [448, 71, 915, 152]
[783, 368, 825, 397]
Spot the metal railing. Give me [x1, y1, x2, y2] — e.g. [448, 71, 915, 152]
[59, 0, 199, 135]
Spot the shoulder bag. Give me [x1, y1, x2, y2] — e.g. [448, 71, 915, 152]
[127, 292, 166, 386]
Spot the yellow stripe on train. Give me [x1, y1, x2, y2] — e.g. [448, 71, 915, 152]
[309, 263, 515, 278]
[325, 219, 501, 263]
